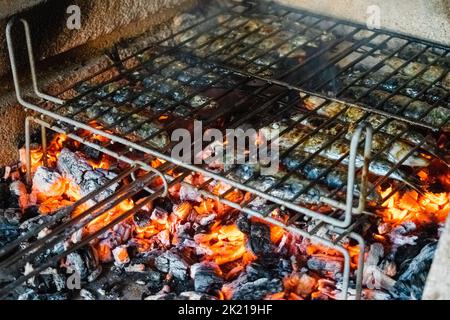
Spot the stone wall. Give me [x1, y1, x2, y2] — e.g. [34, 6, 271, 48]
[275, 0, 450, 45]
[0, 0, 194, 166]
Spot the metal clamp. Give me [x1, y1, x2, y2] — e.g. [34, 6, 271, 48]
[346, 122, 373, 217]
[6, 18, 64, 105]
[131, 160, 169, 198]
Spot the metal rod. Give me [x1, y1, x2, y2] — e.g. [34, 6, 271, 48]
[25, 116, 32, 185]
[41, 124, 48, 167]
[0, 165, 137, 260]
[0, 173, 184, 299]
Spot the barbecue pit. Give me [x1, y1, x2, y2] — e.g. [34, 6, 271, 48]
[0, 0, 448, 300]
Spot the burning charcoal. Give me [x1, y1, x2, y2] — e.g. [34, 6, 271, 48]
[33, 268, 67, 294]
[173, 202, 192, 221]
[363, 243, 396, 291]
[144, 293, 178, 300]
[276, 259, 293, 277]
[179, 185, 202, 202]
[144, 291, 216, 300]
[230, 278, 282, 300]
[236, 214, 251, 234]
[81, 145, 102, 161]
[80, 289, 96, 300]
[222, 264, 282, 300]
[196, 213, 216, 227]
[151, 208, 168, 225]
[124, 264, 146, 273]
[19, 215, 54, 234]
[57, 148, 118, 203]
[173, 222, 193, 243]
[32, 166, 66, 198]
[133, 209, 153, 228]
[157, 229, 171, 247]
[307, 255, 344, 275]
[153, 197, 173, 214]
[190, 262, 223, 293]
[178, 291, 217, 300]
[145, 270, 163, 291]
[361, 289, 392, 300]
[112, 245, 130, 266]
[249, 222, 277, 265]
[284, 273, 318, 298]
[390, 242, 438, 300]
[0, 216, 20, 247]
[388, 221, 418, 249]
[155, 250, 189, 280]
[10, 180, 30, 210]
[64, 252, 89, 280]
[63, 246, 102, 282]
[18, 290, 69, 300]
[1, 208, 22, 225]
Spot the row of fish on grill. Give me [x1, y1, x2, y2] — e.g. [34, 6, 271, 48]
[54, 7, 449, 210]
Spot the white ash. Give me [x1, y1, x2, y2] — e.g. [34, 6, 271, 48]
[381, 260, 397, 278]
[155, 250, 189, 280]
[112, 222, 133, 244]
[32, 166, 66, 198]
[307, 255, 344, 275]
[3, 166, 11, 180]
[80, 289, 96, 300]
[190, 262, 223, 293]
[37, 227, 52, 240]
[388, 222, 418, 250]
[97, 288, 106, 296]
[179, 185, 202, 202]
[150, 207, 169, 224]
[57, 148, 119, 204]
[333, 280, 392, 300]
[157, 229, 171, 247]
[40, 268, 66, 292]
[70, 229, 83, 244]
[125, 264, 146, 273]
[112, 245, 130, 265]
[10, 180, 32, 210]
[24, 262, 35, 285]
[197, 213, 216, 226]
[363, 243, 396, 291]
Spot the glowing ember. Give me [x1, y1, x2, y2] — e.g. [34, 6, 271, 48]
[195, 223, 255, 265]
[307, 243, 360, 269]
[378, 186, 450, 225]
[15, 117, 450, 301]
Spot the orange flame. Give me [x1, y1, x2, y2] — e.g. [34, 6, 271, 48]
[378, 185, 450, 225]
[195, 223, 255, 265]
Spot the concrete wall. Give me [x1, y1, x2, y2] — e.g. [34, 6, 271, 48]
[0, 0, 194, 166]
[0, 0, 193, 79]
[275, 0, 450, 45]
[423, 217, 450, 300]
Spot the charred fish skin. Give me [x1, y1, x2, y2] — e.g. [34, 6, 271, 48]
[344, 86, 450, 128]
[384, 56, 449, 88]
[261, 120, 419, 185]
[340, 51, 449, 90]
[281, 148, 380, 202]
[301, 95, 438, 153]
[340, 70, 449, 104]
[228, 164, 326, 205]
[59, 97, 170, 150]
[296, 114, 429, 167]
